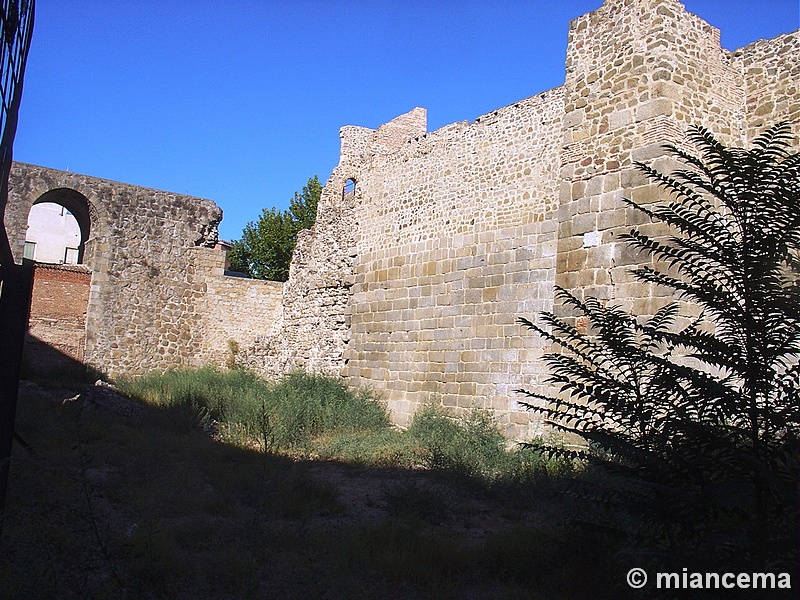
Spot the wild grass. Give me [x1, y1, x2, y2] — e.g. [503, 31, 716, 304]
[117, 368, 574, 483]
[118, 368, 391, 452]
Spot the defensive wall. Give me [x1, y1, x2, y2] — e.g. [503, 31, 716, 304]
[4, 0, 797, 439]
[244, 0, 799, 438]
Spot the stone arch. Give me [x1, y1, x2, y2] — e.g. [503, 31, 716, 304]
[5, 162, 229, 377]
[28, 188, 93, 265]
[6, 170, 111, 270]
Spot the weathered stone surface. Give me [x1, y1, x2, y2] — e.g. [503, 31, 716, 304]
[5, 0, 796, 440]
[5, 164, 283, 378]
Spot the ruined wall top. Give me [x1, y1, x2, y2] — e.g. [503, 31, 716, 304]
[339, 107, 428, 162]
[339, 0, 798, 175]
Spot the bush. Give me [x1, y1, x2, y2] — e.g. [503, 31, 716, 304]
[118, 368, 390, 451]
[518, 123, 800, 572]
[406, 405, 508, 479]
[261, 371, 390, 449]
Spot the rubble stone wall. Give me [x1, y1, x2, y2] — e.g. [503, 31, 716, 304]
[734, 31, 800, 142]
[5, 163, 226, 377]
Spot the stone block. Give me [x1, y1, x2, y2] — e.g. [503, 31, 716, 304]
[631, 144, 667, 162]
[609, 109, 633, 129]
[635, 99, 673, 122]
[572, 212, 597, 235]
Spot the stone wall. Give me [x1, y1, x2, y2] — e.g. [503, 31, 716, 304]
[556, 0, 745, 320]
[4, 0, 795, 439]
[191, 245, 285, 370]
[6, 164, 219, 377]
[259, 0, 798, 438]
[734, 31, 800, 142]
[341, 93, 564, 434]
[5, 164, 285, 379]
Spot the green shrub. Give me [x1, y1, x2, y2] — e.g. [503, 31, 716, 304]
[314, 428, 423, 467]
[262, 371, 390, 449]
[406, 405, 511, 480]
[118, 368, 390, 451]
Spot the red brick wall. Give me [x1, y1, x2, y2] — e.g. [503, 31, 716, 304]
[25, 263, 91, 373]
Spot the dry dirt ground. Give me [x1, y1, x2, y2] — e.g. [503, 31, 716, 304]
[1, 381, 621, 600]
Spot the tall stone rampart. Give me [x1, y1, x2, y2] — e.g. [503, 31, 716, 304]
[264, 0, 798, 438]
[342, 93, 564, 433]
[557, 0, 743, 319]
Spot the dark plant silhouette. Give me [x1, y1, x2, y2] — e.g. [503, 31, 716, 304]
[518, 123, 799, 574]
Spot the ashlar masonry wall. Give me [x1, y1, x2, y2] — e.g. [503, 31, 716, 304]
[191, 246, 284, 370]
[344, 94, 564, 435]
[263, 0, 798, 439]
[556, 0, 747, 319]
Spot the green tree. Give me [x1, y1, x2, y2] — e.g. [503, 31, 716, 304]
[519, 123, 799, 571]
[228, 175, 322, 281]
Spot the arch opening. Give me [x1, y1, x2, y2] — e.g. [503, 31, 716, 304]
[26, 188, 92, 265]
[343, 178, 356, 198]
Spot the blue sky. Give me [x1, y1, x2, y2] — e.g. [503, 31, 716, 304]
[13, 1, 799, 242]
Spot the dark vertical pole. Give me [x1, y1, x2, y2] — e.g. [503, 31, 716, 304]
[0, 259, 33, 530]
[0, 0, 36, 538]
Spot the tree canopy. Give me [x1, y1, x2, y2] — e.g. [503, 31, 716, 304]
[227, 175, 322, 281]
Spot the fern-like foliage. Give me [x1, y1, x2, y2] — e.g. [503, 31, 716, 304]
[627, 124, 800, 455]
[518, 123, 799, 572]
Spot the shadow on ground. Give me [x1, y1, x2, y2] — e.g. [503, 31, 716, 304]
[0, 381, 662, 599]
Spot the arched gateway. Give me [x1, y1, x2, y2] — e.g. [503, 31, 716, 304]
[4, 162, 227, 377]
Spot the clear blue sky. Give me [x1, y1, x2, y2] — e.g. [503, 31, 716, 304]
[13, 1, 799, 242]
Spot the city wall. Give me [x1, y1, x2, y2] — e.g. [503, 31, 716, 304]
[5, 0, 797, 438]
[250, 0, 799, 437]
